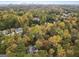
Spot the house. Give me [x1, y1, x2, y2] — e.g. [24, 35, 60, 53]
[2, 30, 9, 35]
[1, 28, 23, 36]
[32, 16, 40, 24]
[28, 45, 38, 54]
[15, 28, 23, 34]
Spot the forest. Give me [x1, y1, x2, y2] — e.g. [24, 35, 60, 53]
[0, 4, 79, 57]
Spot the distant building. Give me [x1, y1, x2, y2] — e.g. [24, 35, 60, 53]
[15, 28, 23, 34]
[2, 30, 9, 35]
[60, 12, 71, 20]
[46, 17, 56, 23]
[32, 16, 40, 24]
[28, 45, 38, 54]
[1, 28, 23, 36]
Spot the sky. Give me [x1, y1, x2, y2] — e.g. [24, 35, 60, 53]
[0, 0, 79, 4]
[0, 0, 79, 1]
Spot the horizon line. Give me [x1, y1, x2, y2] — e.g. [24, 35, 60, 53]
[0, 1, 79, 5]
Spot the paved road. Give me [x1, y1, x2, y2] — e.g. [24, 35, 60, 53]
[0, 54, 7, 57]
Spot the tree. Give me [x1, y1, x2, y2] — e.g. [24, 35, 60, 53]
[6, 34, 26, 57]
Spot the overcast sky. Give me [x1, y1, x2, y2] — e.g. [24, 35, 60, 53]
[0, 0, 79, 1]
[0, 0, 79, 4]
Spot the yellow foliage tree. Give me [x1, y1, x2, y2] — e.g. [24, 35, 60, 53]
[58, 22, 65, 29]
[35, 39, 43, 48]
[48, 35, 62, 44]
[63, 29, 71, 39]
